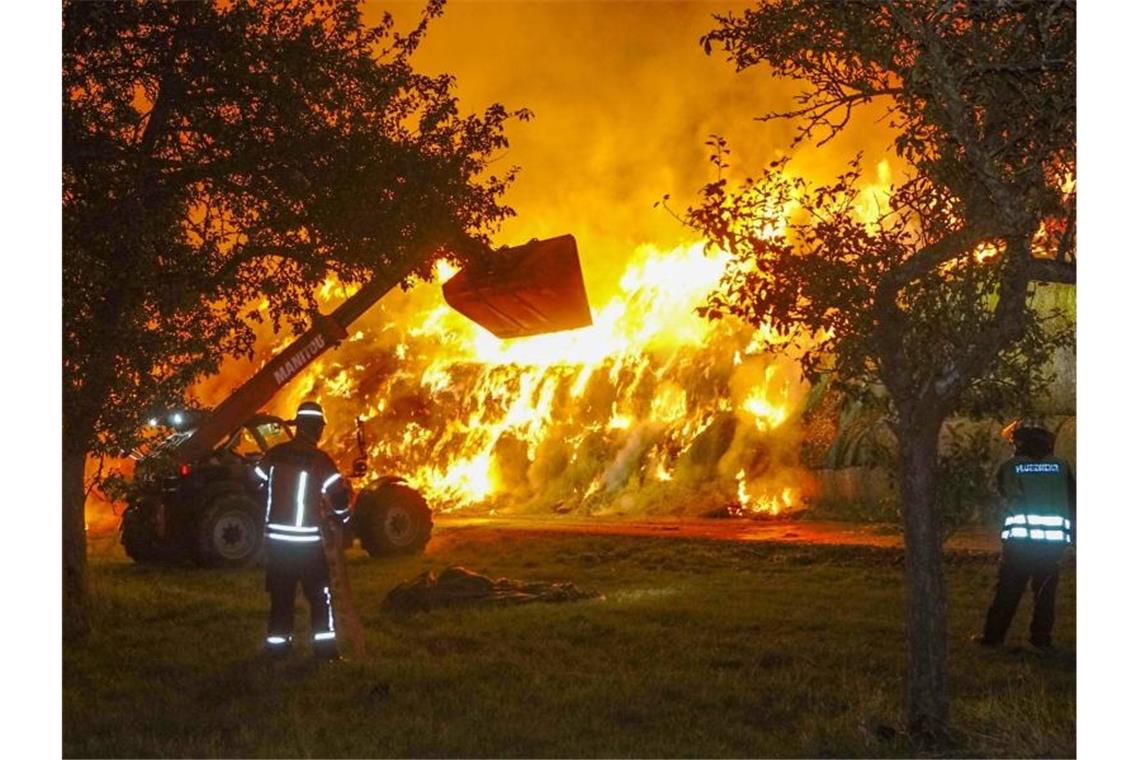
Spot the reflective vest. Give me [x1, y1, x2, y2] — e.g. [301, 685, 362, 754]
[995, 455, 1075, 544]
[255, 438, 350, 544]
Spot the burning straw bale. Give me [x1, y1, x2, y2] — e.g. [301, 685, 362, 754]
[257, 242, 816, 518]
[382, 566, 600, 613]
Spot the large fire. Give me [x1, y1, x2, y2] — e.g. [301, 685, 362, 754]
[258, 240, 814, 518]
[84, 2, 907, 531]
[81, 4, 1071, 534]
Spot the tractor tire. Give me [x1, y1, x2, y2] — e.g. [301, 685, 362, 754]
[194, 491, 264, 568]
[120, 502, 164, 563]
[354, 481, 433, 557]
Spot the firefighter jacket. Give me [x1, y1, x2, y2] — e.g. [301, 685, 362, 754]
[995, 455, 1076, 545]
[255, 438, 350, 545]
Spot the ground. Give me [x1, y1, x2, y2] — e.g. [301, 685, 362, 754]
[65, 521, 1075, 758]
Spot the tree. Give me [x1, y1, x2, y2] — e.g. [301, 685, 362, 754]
[689, 0, 1075, 741]
[63, 0, 526, 639]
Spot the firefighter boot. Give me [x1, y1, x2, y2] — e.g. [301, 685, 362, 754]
[264, 634, 293, 660]
[312, 633, 341, 662]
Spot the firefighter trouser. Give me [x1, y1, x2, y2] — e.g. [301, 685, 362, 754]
[982, 542, 1063, 646]
[264, 540, 337, 656]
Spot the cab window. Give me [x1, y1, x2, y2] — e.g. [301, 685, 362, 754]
[229, 426, 264, 457]
[255, 421, 292, 450]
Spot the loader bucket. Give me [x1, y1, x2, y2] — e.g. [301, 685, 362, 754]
[442, 234, 593, 339]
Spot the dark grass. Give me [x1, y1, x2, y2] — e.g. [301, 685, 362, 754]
[65, 527, 1075, 758]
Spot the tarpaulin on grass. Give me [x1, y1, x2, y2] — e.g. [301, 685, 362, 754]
[382, 566, 599, 613]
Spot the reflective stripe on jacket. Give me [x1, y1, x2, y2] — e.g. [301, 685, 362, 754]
[999, 513, 1072, 543]
[995, 455, 1075, 545]
[258, 438, 350, 544]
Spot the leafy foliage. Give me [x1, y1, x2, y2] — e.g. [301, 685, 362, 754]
[935, 424, 1000, 535]
[690, 0, 1075, 430]
[689, 153, 1072, 425]
[63, 0, 527, 456]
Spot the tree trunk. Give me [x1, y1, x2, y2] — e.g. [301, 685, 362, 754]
[63, 445, 90, 642]
[897, 416, 949, 744]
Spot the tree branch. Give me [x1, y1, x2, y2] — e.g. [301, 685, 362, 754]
[757, 88, 905, 147]
[932, 237, 1035, 405]
[1055, 196, 1076, 263]
[874, 228, 990, 309]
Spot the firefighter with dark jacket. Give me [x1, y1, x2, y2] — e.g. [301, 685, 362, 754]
[975, 419, 1075, 649]
[254, 401, 350, 659]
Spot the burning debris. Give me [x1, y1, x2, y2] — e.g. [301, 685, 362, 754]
[382, 566, 599, 613]
[227, 242, 818, 519]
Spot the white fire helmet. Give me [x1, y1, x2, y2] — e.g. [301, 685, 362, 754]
[295, 400, 326, 425]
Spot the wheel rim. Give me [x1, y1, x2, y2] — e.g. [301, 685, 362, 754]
[383, 507, 415, 547]
[212, 509, 257, 561]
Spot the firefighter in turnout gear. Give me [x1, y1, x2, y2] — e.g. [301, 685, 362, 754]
[255, 401, 351, 659]
[976, 419, 1075, 649]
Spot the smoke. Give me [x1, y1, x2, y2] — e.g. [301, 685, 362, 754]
[377, 1, 899, 303]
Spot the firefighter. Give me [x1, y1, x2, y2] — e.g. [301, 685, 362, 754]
[975, 418, 1075, 649]
[254, 400, 351, 660]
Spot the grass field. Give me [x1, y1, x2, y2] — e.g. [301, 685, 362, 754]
[65, 525, 1075, 758]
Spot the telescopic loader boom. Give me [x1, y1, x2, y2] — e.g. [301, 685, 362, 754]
[173, 235, 591, 465]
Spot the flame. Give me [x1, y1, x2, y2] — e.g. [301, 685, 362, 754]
[736, 470, 798, 516]
[177, 160, 922, 523]
[434, 259, 460, 283]
[260, 240, 814, 517]
[973, 241, 1002, 264]
[853, 159, 894, 227]
[742, 366, 791, 432]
